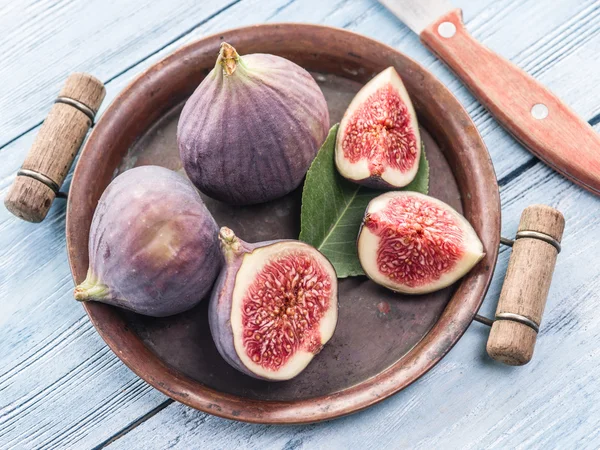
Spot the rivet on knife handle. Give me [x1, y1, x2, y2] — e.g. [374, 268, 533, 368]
[419, 9, 600, 196]
[4, 73, 106, 223]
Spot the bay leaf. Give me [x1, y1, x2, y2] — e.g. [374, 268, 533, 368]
[299, 124, 429, 278]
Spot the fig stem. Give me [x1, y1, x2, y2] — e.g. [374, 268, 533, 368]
[217, 42, 241, 76]
[73, 270, 110, 302]
[218, 226, 246, 260]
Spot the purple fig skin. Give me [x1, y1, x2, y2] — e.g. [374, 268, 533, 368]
[209, 227, 339, 381]
[178, 43, 330, 206]
[208, 228, 285, 379]
[74, 166, 222, 317]
[351, 175, 399, 190]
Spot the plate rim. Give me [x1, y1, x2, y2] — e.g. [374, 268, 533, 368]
[66, 22, 500, 424]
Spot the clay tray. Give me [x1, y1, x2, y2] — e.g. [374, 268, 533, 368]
[66, 24, 500, 424]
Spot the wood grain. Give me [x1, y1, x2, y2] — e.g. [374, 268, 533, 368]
[1, 0, 600, 448]
[4, 74, 104, 223]
[421, 8, 600, 196]
[0, 0, 244, 150]
[487, 205, 565, 365]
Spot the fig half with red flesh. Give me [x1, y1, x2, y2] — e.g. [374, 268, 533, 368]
[209, 227, 338, 381]
[336, 67, 421, 188]
[358, 192, 484, 294]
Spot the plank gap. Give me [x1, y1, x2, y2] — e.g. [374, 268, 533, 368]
[498, 159, 539, 187]
[102, 0, 243, 87]
[0, 0, 243, 154]
[588, 111, 600, 127]
[91, 399, 174, 450]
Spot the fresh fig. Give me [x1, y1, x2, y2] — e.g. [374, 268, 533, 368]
[178, 43, 330, 205]
[357, 192, 484, 294]
[209, 227, 338, 380]
[335, 67, 421, 188]
[74, 166, 222, 317]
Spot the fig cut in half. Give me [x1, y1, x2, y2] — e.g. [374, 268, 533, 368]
[209, 228, 338, 381]
[336, 67, 421, 188]
[358, 192, 484, 294]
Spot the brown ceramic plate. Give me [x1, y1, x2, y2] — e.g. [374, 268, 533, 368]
[66, 24, 500, 424]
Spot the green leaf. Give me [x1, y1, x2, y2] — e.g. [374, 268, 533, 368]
[299, 124, 429, 278]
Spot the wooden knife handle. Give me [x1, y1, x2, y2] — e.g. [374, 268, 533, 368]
[4, 73, 105, 223]
[421, 9, 600, 195]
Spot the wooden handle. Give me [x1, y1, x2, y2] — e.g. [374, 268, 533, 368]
[487, 205, 565, 365]
[4, 73, 105, 222]
[421, 9, 600, 196]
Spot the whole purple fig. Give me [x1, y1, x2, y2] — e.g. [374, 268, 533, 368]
[177, 42, 330, 205]
[209, 227, 338, 381]
[74, 165, 222, 317]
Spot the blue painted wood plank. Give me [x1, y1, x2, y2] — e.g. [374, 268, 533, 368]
[0, 0, 242, 148]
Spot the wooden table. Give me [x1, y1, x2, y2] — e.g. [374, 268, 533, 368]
[1, 0, 599, 448]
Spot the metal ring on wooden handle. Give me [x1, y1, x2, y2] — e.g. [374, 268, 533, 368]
[4, 73, 105, 223]
[486, 205, 565, 366]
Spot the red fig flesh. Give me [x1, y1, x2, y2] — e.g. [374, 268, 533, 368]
[209, 227, 338, 380]
[74, 166, 222, 317]
[336, 67, 421, 188]
[178, 43, 330, 205]
[358, 192, 484, 294]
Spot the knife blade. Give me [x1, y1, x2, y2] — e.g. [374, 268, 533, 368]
[379, 0, 600, 196]
[379, 0, 452, 34]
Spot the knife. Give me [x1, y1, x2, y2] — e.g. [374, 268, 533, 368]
[379, 0, 600, 195]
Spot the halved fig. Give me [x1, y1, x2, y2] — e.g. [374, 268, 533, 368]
[358, 192, 484, 294]
[336, 66, 421, 188]
[209, 227, 338, 381]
